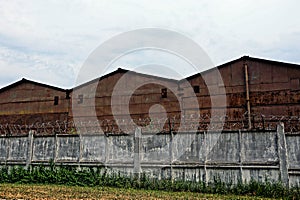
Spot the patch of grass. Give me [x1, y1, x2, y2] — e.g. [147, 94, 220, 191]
[0, 183, 273, 200]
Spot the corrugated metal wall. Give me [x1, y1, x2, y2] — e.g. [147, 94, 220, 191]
[1, 57, 300, 134]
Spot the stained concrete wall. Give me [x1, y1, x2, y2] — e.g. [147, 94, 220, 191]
[0, 125, 299, 186]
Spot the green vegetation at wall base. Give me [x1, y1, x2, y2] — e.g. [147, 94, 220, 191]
[0, 163, 299, 199]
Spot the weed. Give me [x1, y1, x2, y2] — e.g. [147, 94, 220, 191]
[0, 163, 299, 199]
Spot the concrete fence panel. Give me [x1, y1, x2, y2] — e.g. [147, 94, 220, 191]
[56, 135, 80, 162]
[286, 135, 300, 169]
[207, 132, 240, 164]
[107, 135, 133, 164]
[141, 133, 171, 164]
[0, 137, 8, 161]
[7, 137, 28, 162]
[32, 136, 55, 162]
[242, 131, 278, 164]
[0, 124, 300, 186]
[80, 135, 106, 163]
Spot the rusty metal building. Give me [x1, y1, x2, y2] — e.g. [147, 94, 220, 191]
[71, 68, 180, 133]
[0, 78, 70, 135]
[183, 56, 300, 131]
[0, 56, 300, 134]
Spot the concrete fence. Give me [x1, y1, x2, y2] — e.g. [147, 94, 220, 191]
[0, 123, 300, 186]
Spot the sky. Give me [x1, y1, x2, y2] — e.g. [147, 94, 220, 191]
[0, 0, 299, 89]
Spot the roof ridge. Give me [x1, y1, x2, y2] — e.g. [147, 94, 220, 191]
[1, 56, 300, 91]
[0, 78, 67, 93]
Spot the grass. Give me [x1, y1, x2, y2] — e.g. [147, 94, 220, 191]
[0, 183, 273, 200]
[1, 164, 300, 199]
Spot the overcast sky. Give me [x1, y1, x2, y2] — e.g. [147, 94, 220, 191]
[0, 0, 299, 88]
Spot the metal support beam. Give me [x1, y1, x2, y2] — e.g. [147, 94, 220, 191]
[244, 62, 252, 129]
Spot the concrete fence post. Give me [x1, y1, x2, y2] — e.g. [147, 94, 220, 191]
[276, 123, 289, 187]
[203, 131, 208, 184]
[54, 134, 58, 163]
[104, 134, 110, 166]
[238, 130, 244, 183]
[169, 130, 174, 181]
[79, 135, 83, 163]
[134, 127, 142, 179]
[26, 130, 34, 169]
[5, 136, 11, 165]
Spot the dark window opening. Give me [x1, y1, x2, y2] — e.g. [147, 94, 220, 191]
[78, 94, 83, 104]
[54, 96, 59, 105]
[161, 88, 167, 98]
[66, 90, 71, 99]
[193, 85, 200, 93]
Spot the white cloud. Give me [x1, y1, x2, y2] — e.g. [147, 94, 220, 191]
[0, 46, 76, 88]
[0, 0, 299, 88]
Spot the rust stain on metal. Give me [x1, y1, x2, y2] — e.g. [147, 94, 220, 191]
[1, 56, 300, 134]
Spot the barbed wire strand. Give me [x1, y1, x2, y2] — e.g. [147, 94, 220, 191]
[0, 113, 299, 136]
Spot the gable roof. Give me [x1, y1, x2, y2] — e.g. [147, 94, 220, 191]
[72, 67, 179, 90]
[183, 56, 300, 81]
[0, 78, 67, 93]
[1, 56, 299, 91]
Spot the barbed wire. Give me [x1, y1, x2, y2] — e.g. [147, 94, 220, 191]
[0, 113, 299, 136]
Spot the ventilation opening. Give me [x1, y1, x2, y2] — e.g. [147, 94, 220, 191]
[66, 90, 71, 99]
[193, 85, 200, 93]
[78, 94, 83, 104]
[54, 96, 59, 105]
[161, 88, 167, 98]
